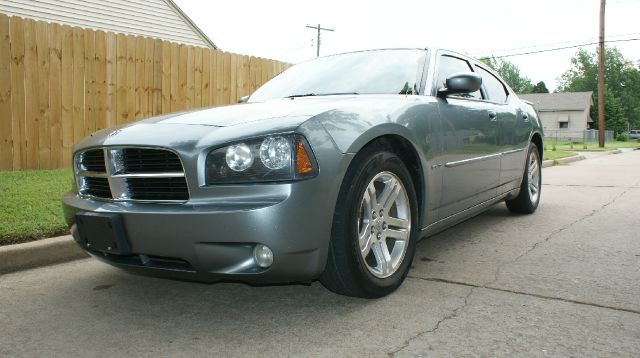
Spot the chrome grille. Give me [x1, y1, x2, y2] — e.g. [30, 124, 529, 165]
[75, 148, 189, 202]
[79, 149, 107, 172]
[82, 177, 112, 199]
[126, 177, 189, 201]
[120, 148, 183, 173]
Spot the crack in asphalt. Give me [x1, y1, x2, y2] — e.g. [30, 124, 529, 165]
[486, 181, 638, 287]
[542, 184, 640, 188]
[389, 179, 640, 356]
[407, 276, 640, 315]
[387, 286, 475, 357]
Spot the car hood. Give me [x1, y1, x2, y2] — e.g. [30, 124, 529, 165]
[74, 95, 423, 151]
[139, 97, 363, 127]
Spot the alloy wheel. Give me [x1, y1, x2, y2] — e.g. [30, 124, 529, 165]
[357, 171, 411, 278]
[528, 151, 540, 204]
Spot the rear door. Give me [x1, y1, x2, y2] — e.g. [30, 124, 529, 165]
[434, 54, 502, 219]
[474, 64, 530, 192]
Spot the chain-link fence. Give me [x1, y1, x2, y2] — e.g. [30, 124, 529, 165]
[544, 129, 614, 143]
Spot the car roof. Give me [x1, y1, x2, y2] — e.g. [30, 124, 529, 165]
[317, 47, 481, 64]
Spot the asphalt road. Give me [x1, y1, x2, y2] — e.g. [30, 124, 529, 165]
[2, 151, 639, 357]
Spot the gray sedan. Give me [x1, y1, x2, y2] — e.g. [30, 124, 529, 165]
[62, 48, 543, 298]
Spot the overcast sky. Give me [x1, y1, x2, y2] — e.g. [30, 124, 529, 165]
[173, 0, 640, 91]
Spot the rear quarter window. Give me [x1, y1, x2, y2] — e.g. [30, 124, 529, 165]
[475, 66, 508, 103]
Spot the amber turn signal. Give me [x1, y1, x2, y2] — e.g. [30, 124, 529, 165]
[296, 141, 314, 174]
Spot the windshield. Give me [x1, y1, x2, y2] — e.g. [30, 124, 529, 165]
[249, 49, 427, 102]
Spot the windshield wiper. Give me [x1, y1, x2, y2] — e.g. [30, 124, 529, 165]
[286, 92, 359, 99]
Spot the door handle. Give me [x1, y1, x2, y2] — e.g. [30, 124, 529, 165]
[488, 111, 497, 121]
[522, 113, 530, 122]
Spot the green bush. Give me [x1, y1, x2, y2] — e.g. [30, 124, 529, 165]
[616, 133, 629, 142]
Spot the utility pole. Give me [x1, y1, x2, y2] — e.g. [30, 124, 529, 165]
[598, 0, 606, 147]
[306, 24, 334, 57]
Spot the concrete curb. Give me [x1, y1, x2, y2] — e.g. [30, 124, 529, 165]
[542, 154, 586, 168]
[0, 235, 88, 275]
[542, 149, 621, 168]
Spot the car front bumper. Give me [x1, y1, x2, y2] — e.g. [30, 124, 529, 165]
[62, 150, 354, 284]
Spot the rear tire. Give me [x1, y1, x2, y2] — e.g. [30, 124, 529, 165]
[320, 144, 419, 298]
[506, 142, 541, 214]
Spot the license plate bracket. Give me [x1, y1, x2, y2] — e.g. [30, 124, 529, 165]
[75, 212, 132, 255]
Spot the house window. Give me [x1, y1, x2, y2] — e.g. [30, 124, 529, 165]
[559, 122, 569, 129]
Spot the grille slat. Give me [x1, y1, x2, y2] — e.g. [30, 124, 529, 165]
[126, 177, 188, 201]
[82, 177, 112, 198]
[121, 148, 183, 173]
[76, 148, 189, 202]
[80, 149, 106, 172]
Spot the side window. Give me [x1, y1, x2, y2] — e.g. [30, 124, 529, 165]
[476, 66, 508, 103]
[435, 55, 481, 99]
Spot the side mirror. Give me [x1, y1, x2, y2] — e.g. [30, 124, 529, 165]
[238, 95, 249, 103]
[437, 72, 482, 97]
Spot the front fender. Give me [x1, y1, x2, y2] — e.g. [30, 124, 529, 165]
[310, 97, 442, 229]
[313, 96, 440, 156]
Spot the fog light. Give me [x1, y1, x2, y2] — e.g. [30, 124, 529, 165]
[253, 244, 274, 268]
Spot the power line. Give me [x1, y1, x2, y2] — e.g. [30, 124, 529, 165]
[305, 24, 334, 57]
[474, 31, 640, 57]
[277, 43, 312, 57]
[608, 0, 640, 5]
[489, 38, 639, 58]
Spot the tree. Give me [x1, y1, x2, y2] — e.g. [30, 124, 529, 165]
[558, 47, 640, 133]
[531, 81, 549, 93]
[480, 57, 534, 94]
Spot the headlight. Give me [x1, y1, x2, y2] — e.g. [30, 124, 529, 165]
[205, 134, 318, 184]
[259, 136, 291, 169]
[226, 143, 254, 171]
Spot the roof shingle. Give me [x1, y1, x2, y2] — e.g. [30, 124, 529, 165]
[518, 91, 593, 111]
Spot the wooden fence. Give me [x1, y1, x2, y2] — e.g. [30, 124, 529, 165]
[0, 14, 290, 170]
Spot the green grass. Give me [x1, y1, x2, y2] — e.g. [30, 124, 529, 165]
[0, 169, 74, 246]
[544, 140, 640, 152]
[543, 150, 578, 161]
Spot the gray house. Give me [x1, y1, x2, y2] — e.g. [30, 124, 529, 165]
[0, 0, 216, 48]
[519, 91, 593, 140]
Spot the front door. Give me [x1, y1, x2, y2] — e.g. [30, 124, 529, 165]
[433, 54, 501, 219]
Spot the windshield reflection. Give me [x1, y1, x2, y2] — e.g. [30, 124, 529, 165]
[249, 49, 427, 102]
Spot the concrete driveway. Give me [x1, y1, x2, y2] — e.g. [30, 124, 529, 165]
[1, 151, 639, 357]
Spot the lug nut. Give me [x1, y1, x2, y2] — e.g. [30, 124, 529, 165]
[379, 210, 384, 217]
[383, 222, 387, 230]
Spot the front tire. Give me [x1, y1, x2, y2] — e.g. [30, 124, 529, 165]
[320, 145, 419, 298]
[506, 142, 541, 214]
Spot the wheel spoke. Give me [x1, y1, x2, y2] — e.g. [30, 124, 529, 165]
[380, 179, 400, 213]
[385, 228, 409, 241]
[372, 240, 392, 275]
[386, 216, 409, 229]
[359, 222, 372, 256]
[366, 182, 378, 208]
